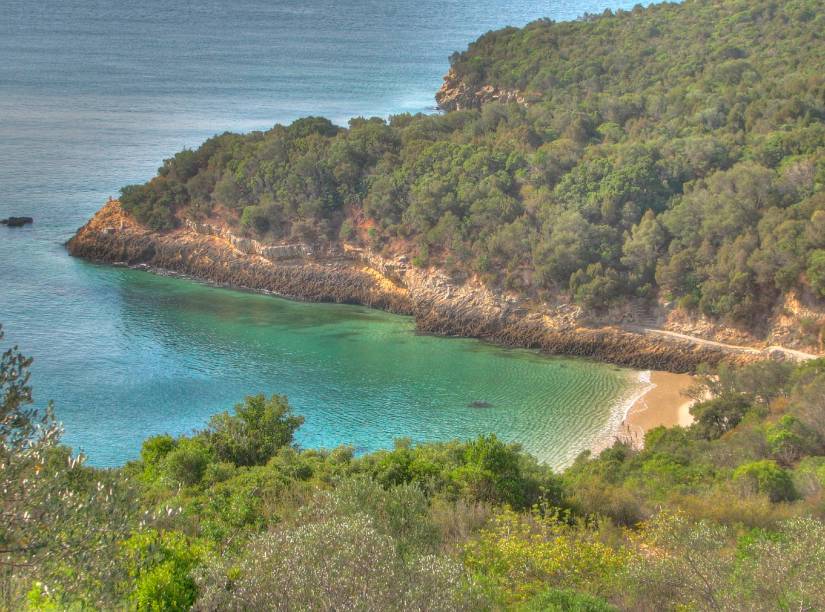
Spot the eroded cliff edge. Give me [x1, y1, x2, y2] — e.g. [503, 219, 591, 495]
[67, 201, 791, 373]
[436, 68, 530, 111]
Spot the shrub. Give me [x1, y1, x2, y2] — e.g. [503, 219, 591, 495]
[195, 514, 479, 610]
[453, 434, 537, 508]
[733, 460, 796, 502]
[766, 415, 822, 466]
[206, 394, 304, 467]
[239, 205, 271, 234]
[464, 507, 627, 605]
[313, 476, 440, 557]
[520, 588, 617, 612]
[163, 439, 212, 486]
[120, 530, 204, 612]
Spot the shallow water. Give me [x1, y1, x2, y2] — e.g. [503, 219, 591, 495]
[0, 0, 648, 467]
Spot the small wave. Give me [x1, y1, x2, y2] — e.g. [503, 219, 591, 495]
[589, 370, 656, 457]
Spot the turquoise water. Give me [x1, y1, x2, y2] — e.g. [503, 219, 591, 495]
[0, 0, 648, 467]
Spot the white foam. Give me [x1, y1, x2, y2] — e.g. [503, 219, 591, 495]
[590, 370, 656, 456]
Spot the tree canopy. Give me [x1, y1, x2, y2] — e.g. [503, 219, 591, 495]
[119, 0, 824, 327]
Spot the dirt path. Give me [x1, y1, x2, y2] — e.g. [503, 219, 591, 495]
[625, 326, 820, 362]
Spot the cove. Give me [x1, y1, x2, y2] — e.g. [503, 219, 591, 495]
[14, 260, 639, 468]
[0, 0, 653, 469]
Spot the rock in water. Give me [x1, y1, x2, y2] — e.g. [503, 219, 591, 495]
[1, 217, 33, 227]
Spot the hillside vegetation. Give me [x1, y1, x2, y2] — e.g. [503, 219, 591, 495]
[4, 323, 825, 609]
[26, 1, 825, 608]
[120, 0, 824, 329]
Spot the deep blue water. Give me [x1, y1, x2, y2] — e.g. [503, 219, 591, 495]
[0, 0, 648, 467]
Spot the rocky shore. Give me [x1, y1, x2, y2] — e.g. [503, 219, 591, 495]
[68, 201, 769, 373]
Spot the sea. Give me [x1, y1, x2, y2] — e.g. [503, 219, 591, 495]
[0, 0, 649, 467]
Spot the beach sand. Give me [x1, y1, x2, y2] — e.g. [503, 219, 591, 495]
[623, 371, 696, 444]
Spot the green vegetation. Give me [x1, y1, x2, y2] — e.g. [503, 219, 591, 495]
[4, 320, 825, 610]
[120, 0, 824, 328]
[22, 0, 825, 607]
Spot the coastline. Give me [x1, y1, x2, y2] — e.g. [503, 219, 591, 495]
[66, 201, 764, 374]
[621, 370, 696, 445]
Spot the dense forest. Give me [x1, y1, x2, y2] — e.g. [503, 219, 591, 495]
[120, 0, 824, 326]
[4, 317, 825, 610]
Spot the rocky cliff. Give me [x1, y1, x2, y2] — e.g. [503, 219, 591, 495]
[435, 69, 530, 111]
[67, 201, 787, 373]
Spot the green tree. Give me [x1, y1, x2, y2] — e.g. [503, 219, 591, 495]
[206, 394, 304, 466]
[807, 249, 825, 298]
[621, 209, 666, 290]
[690, 395, 752, 440]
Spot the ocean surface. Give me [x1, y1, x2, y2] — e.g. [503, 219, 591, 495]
[1, 0, 648, 467]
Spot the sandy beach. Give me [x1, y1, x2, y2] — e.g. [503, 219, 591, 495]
[623, 371, 696, 444]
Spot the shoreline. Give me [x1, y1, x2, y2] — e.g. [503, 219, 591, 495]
[621, 370, 696, 445]
[66, 201, 764, 373]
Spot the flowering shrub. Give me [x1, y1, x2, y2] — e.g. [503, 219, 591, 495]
[464, 506, 627, 605]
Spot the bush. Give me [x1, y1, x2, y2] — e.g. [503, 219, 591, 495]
[520, 588, 617, 612]
[120, 530, 204, 612]
[733, 460, 796, 502]
[464, 507, 626, 605]
[164, 439, 212, 486]
[120, 178, 186, 230]
[453, 434, 538, 508]
[206, 394, 304, 466]
[314, 476, 440, 557]
[195, 514, 479, 610]
[623, 513, 825, 609]
[239, 205, 271, 234]
[766, 415, 822, 466]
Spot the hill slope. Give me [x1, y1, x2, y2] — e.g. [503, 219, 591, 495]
[71, 0, 825, 353]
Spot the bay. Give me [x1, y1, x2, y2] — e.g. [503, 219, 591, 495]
[0, 0, 649, 466]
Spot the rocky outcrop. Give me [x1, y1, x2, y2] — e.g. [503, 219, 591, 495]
[69, 201, 770, 373]
[68, 202, 410, 314]
[1, 216, 33, 227]
[435, 69, 529, 111]
[184, 220, 315, 260]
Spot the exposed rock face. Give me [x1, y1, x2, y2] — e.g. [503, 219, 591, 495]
[67, 202, 410, 314]
[68, 201, 766, 373]
[435, 69, 529, 111]
[184, 220, 314, 260]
